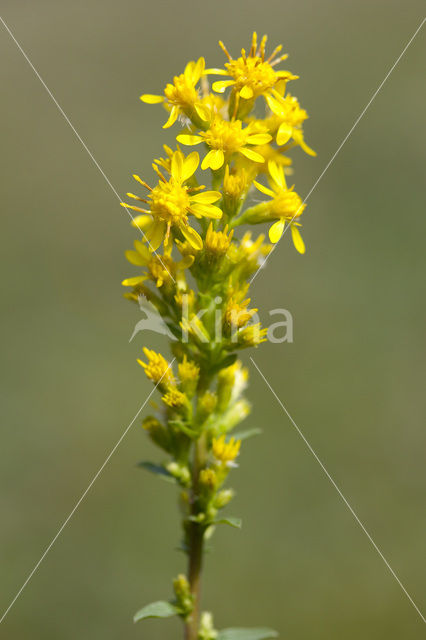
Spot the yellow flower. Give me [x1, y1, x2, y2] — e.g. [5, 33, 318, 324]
[265, 93, 316, 155]
[207, 32, 297, 106]
[223, 165, 249, 200]
[138, 347, 174, 386]
[225, 297, 257, 329]
[162, 387, 187, 409]
[122, 238, 193, 288]
[140, 57, 209, 128]
[254, 161, 306, 253]
[120, 150, 222, 251]
[177, 117, 272, 170]
[235, 141, 292, 180]
[212, 434, 241, 465]
[178, 355, 200, 384]
[237, 323, 268, 347]
[205, 222, 234, 256]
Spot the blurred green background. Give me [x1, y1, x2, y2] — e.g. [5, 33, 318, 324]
[1, 1, 425, 638]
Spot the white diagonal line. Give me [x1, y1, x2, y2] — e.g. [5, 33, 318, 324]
[0, 15, 175, 283]
[249, 17, 425, 285]
[250, 356, 426, 624]
[0, 358, 175, 624]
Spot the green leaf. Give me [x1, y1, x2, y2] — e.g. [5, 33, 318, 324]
[230, 428, 262, 441]
[217, 628, 278, 640]
[133, 600, 179, 623]
[136, 461, 176, 483]
[215, 517, 242, 529]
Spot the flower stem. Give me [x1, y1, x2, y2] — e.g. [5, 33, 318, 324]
[184, 435, 207, 640]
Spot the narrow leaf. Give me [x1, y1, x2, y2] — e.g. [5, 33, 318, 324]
[230, 428, 262, 441]
[217, 628, 278, 640]
[133, 600, 178, 622]
[137, 461, 176, 483]
[216, 517, 242, 529]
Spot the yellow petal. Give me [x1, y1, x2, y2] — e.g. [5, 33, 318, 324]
[184, 60, 195, 82]
[179, 224, 203, 250]
[291, 224, 306, 254]
[176, 134, 203, 146]
[268, 161, 287, 190]
[269, 219, 285, 243]
[192, 57, 205, 83]
[190, 190, 221, 204]
[163, 106, 179, 129]
[276, 122, 293, 146]
[134, 239, 151, 261]
[131, 214, 152, 230]
[239, 85, 254, 99]
[179, 255, 195, 269]
[201, 149, 224, 171]
[182, 152, 200, 181]
[121, 275, 147, 286]
[265, 93, 284, 116]
[253, 180, 275, 197]
[204, 68, 228, 75]
[171, 150, 184, 182]
[239, 147, 264, 163]
[293, 130, 317, 157]
[145, 221, 166, 252]
[190, 203, 222, 219]
[140, 94, 164, 104]
[212, 80, 235, 93]
[246, 133, 272, 145]
[125, 250, 145, 266]
[194, 102, 211, 122]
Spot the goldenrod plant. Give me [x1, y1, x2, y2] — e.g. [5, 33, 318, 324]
[121, 33, 315, 640]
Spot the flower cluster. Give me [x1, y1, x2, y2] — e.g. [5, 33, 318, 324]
[124, 33, 315, 640]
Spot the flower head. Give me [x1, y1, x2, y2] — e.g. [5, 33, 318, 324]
[205, 223, 233, 257]
[254, 161, 306, 252]
[140, 58, 209, 128]
[121, 150, 222, 251]
[123, 238, 193, 288]
[177, 117, 272, 170]
[225, 296, 257, 329]
[138, 347, 174, 386]
[207, 33, 298, 108]
[265, 93, 316, 155]
[212, 434, 241, 465]
[162, 387, 187, 410]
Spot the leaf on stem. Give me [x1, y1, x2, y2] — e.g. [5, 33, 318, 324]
[217, 628, 278, 640]
[136, 461, 176, 483]
[215, 517, 242, 529]
[133, 600, 179, 622]
[230, 428, 262, 441]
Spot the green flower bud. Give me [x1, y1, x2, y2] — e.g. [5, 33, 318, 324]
[173, 574, 193, 617]
[142, 416, 170, 452]
[199, 612, 218, 640]
[167, 461, 191, 486]
[214, 488, 235, 509]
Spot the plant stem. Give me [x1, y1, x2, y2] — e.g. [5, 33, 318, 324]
[184, 435, 206, 640]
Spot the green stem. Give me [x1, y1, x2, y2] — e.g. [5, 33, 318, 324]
[184, 435, 207, 640]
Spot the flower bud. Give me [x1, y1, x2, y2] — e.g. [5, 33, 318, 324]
[173, 574, 193, 616]
[214, 488, 235, 509]
[167, 461, 191, 486]
[142, 416, 170, 452]
[196, 391, 217, 424]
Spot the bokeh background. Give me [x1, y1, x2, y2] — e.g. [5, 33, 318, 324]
[1, 1, 425, 638]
